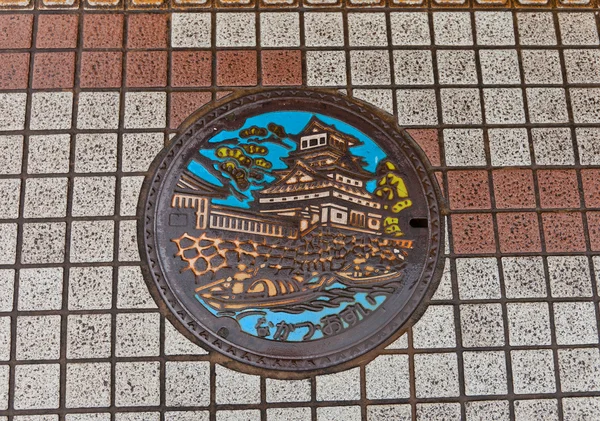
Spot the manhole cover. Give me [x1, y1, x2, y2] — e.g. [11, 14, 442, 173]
[140, 89, 444, 376]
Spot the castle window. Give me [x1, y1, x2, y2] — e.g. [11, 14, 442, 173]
[310, 138, 318, 147]
[302, 140, 308, 149]
[319, 136, 326, 145]
[336, 212, 343, 219]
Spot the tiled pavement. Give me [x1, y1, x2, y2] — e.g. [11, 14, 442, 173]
[0, 6, 600, 421]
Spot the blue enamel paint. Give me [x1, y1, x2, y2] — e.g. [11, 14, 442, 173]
[186, 160, 224, 187]
[187, 111, 386, 209]
[187, 111, 390, 341]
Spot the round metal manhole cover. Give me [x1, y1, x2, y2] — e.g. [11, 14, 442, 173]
[139, 89, 444, 376]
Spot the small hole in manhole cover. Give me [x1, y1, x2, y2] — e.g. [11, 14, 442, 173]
[410, 218, 429, 228]
[140, 89, 444, 377]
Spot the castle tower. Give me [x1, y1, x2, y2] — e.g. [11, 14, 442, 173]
[258, 117, 382, 236]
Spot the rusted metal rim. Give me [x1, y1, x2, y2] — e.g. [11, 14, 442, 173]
[138, 89, 445, 378]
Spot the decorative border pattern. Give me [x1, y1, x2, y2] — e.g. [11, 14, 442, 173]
[138, 89, 445, 377]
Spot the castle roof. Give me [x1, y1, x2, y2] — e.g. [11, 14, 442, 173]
[297, 116, 363, 148]
[261, 161, 374, 199]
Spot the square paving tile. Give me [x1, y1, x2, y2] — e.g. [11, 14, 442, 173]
[30, 92, 73, 131]
[77, 93, 120, 130]
[522, 50, 563, 85]
[517, 12, 557, 46]
[463, 351, 507, 396]
[352, 50, 391, 86]
[32, 52, 75, 89]
[217, 51, 258, 87]
[36, 14, 78, 49]
[492, 169, 536, 209]
[216, 13, 256, 47]
[554, 302, 598, 345]
[507, 302, 552, 346]
[437, 50, 477, 85]
[115, 362, 160, 407]
[0, 15, 33, 49]
[348, 13, 387, 47]
[0, 135, 23, 174]
[83, 14, 123, 49]
[451, 214, 496, 255]
[497, 212, 541, 253]
[171, 13, 211, 48]
[18, 267, 63, 311]
[558, 348, 600, 392]
[558, 13, 599, 46]
[0, 93, 26, 131]
[479, 49, 520, 85]
[80, 52, 122, 89]
[67, 314, 111, 359]
[394, 50, 433, 85]
[127, 14, 168, 49]
[16, 315, 61, 360]
[260, 13, 299, 47]
[542, 212, 586, 253]
[68, 267, 113, 310]
[171, 51, 211, 87]
[21, 223, 66, 264]
[262, 50, 302, 86]
[165, 362, 210, 406]
[0, 52, 29, 90]
[66, 363, 112, 408]
[532, 128, 575, 166]
[304, 13, 344, 47]
[433, 12, 473, 46]
[317, 368, 360, 401]
[14, 364, 60, 410]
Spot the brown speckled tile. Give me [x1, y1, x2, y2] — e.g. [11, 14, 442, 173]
[80, 51, 122, 89]
[0, 52, 29, 90]
[542, 212, 586, 253]
[0, 14, 33, 49]
[537, 169, 580, 209]
[581, 169, 600, 208]
[126, 51, 168, 88]
[492, 169, 536, 209]
[36, 14, 78, 49]
[406, 129, 441, 167]
[32, 52, 76, 89]
[171, 51, 212, 88]
[170, 91, 212, 129]
[127, 14, 168, 49]
[447, 170, 491, 210]
[451, 213, 496, 255]
[497, 212, 542, 253]
[261, 50, 302, 86]
[217, 51, 257, 87]
[587, 212, 600, 251]
[83, 14, 123, 49]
